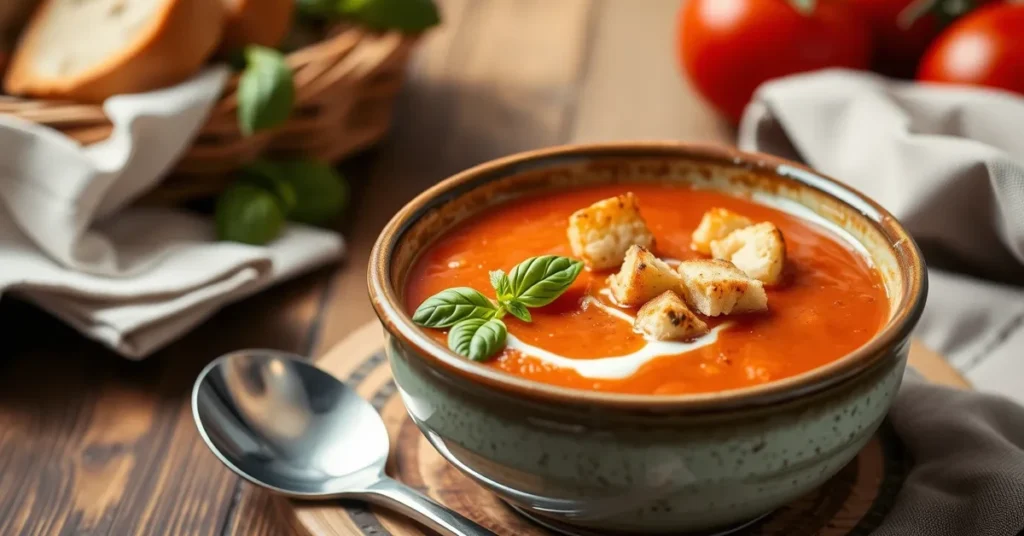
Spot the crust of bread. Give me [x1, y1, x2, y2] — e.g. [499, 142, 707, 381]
[4, 0, 225, 102]
[220, 0, 294, 51]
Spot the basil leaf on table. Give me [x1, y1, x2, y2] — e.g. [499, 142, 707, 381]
[503, 300, 531, 323]
[237, 45, 295, 135]
[447, 318, 507, 362]
[337, 0, 441, 32]
[275, 160, 349, 225]
[241, 160, 298, 214]
[507, 255, 584, 307]
[215, 184, 286, 245]
[412, 288, 497, 328]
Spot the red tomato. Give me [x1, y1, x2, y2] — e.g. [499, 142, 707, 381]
[848, 0, 995, 79]
[677, 0, 872, 124]
[847, 0, 940, 78]
[918, 3, 1024, 94]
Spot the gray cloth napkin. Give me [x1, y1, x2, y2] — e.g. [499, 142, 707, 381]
[878, 376, 1024, 536]
[739, 69, 1024, 535]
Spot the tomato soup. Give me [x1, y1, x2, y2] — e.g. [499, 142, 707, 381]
[404, 184, 889, 395]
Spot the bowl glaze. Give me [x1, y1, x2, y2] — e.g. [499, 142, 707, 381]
[368, 143, 926, 534]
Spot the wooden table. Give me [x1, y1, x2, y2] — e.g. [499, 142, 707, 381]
[0, 2, 956, 535]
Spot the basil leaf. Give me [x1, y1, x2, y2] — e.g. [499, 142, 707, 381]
[448, 318, 507, 362]
[507, 255, 584, 307]
[240, 160, 297, 214]
[275, 159, 349, 225]
[238, 46, 295, 135]
[413, 288, 497, 328]
[503, 300, 531, 323]
[489, 270, 512, 300]
[337, 0, 441, 32]
[215, 183, 285, 245]
[295, 0, 337, 18]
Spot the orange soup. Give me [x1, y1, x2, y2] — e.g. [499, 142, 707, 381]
[404, 184, 889, 395]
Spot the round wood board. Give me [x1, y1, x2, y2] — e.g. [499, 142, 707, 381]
[278, 323, 968, 536]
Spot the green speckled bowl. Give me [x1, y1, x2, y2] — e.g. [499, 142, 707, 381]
[368, 142, 927, 534]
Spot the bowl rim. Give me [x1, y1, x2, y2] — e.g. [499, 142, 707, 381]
[368, 141, 927, 412]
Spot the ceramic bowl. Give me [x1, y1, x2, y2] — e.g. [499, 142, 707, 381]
[368, 142, 927, 534]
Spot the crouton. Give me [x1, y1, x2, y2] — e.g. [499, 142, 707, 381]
[634, 291, 709, 341]
[567, 192, 655, 270]
[709, 222, 786, 285]
[609, 245, 684, 306]
[677, 259, 768, 316]
[691, 208, 753, 255]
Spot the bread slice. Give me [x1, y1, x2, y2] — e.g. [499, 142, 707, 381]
[5, 0, 224, 102]
[220, 0, 294, 51]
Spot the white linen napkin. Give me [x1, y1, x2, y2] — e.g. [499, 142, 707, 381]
[0, 67, 344, 358]
[738, 69, 1024, 405]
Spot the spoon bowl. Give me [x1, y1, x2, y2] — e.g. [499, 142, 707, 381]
[192, 349, 494, 535]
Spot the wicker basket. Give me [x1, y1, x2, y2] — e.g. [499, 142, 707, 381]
[0, 24, 418, 205]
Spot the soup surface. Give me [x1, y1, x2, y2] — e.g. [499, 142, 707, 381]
[404, 184, 889, 395]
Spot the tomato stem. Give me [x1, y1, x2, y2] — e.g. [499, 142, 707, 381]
[786, 0, 816, 15]
[898, 0, 979, 29]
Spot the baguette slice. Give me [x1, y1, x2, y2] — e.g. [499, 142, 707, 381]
[5, 0, 225, 102]
[220, 0, 294, 51]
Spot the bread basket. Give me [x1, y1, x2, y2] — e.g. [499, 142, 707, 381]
[0, 23, 418, 205]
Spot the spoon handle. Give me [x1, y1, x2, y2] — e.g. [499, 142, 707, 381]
[363, 476, 497, 536]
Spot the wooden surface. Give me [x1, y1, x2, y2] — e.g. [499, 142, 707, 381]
[282, 324, 962, 536]
[0, 1, 961, 535]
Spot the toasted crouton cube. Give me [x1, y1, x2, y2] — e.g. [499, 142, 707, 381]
[677, 259, 768, 316]
[634, 291, 709, 341]
[609, 245, 684, 306]
[567, 193, 655, 270]
[691, 208, 753, 255]
[710, 222, 786, 284]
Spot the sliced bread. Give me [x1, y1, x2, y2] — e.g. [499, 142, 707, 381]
[4, 0, 224, 102]
[220, 0, 294, 51]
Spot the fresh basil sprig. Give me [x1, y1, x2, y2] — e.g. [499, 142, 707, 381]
[412, 255, 583, 361]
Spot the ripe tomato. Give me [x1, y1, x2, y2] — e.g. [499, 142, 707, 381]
[677, 0, 872, 124]
[918, 3, 1024, 95]
[847, 0, 994, 79]
[846, 0, 940, 78]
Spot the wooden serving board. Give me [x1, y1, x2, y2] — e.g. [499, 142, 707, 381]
[277, 323, 968, 536]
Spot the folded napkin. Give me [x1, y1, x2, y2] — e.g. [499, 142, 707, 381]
[877, 375, 1024, 536]
[0, 68, 343, 358]
[739, 69, 1024, 405]
[739, 69, 1024, 535]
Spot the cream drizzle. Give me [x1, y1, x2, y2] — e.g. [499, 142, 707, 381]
[504, 291, 729, 380]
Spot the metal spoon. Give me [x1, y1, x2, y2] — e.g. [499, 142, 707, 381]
[191, 349, 495, 536]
